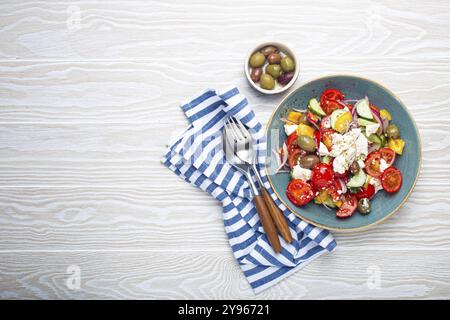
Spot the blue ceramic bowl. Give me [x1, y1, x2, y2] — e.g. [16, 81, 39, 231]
[265, 75, 421, 232]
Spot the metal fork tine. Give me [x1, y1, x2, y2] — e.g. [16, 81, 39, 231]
[229, 117, 244, 141]
[234, 117, 250, 141]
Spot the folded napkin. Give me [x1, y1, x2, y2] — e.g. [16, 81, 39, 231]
[162, 87, 336, 293]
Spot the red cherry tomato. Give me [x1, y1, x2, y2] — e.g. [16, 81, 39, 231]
[311, 163, 334, 190]
[286, 132, 298, 153]
[379, 147, 396, 166]
[288, 148, 303, 168]
[355, 184, 375, 200]
[327, 178, 344, 202]
[286, 179, 315, 207]
[320, 89, 345, 115]
[381, 167, 402, 193]
[364, 151, 382, 178]
[314, 130, 321, 149]
[336, 194, 357, 219]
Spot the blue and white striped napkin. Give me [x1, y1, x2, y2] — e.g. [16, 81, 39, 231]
[162, 87, 336, 293]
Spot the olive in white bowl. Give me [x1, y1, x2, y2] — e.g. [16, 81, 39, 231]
[245, 42, 299, 95]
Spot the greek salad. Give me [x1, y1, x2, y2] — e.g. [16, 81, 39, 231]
[275, 88, 406, 219]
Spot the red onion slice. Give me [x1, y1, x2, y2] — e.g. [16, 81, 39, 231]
[371, 108, 384, 132]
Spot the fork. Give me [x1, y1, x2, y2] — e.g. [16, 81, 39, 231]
[223, 117, 282, 253]
[224, 117, 292, 244]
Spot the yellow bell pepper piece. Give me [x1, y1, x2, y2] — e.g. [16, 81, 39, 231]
[333, 111, 352, 133]
[387, 139, 405, 155]
[287, 111, 303, 124]
[334, 200, 343, 208]
[380, 109, 392, 121]
[296, 123, 315, 138]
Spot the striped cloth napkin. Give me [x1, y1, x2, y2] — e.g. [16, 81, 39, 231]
[162, 86, 336, 293]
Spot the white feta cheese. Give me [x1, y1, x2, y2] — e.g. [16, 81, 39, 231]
[284, 124, 297, 136]
[291, 165, 312, 182]
[369, 176, 383, 193]
[366, 123, 380, 137]
[357, 159, 366, 169]
[318, 142, 330, 156]
[355, 134, 369, 157]
[379, 158, 390, 172]
[333, 155, 347, 174]
[329, 128, 368, 174]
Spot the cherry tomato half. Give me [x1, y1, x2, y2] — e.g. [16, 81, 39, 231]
[320, 88, 345, 115]
[355, 184, 375, 200]
[364, 151, 382, 178]
[288, 148, 303, 168]
[379, 147, 396, 166]
[311, 163, 334, 190]
[327, 178, 344, 202]
[381, 167, 402, 193]
[286, 132, 298, 152]
[336, 193, 357, 219]
[286, 179, 315, 206]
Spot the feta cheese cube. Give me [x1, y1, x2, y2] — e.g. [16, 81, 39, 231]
[366, 123, 380, 137]
[379, 158, 390, 172]
[284, 124, 297, 136]
[291, 165, 312, 182]
[369, 176, 383, 193]
[318, 142, 330, 156]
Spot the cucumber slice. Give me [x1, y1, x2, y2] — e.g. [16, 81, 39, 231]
[308, 98, 326, 117]
[368, 134, 382, 144]
[347, 170, 367, 188]
[380, 134, 387, 147]
[322, 156, 332, 164]
[330, 109, 346, 129]
[323, 196, 336, 208]
[358, 117, 377, 127]
[355, 97, 373, 120]
[349, 187, 361, 194]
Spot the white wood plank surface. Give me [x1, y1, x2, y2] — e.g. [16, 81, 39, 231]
[0, 0, 450, 299]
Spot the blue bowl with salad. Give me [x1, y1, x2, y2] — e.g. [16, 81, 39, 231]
[265, 75, 421, 231]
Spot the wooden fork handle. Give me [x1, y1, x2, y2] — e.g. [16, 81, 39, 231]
[261, 188, 293, 244]
[253, 195, 282, 253]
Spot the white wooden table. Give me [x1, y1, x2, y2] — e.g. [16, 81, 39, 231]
[1, 0, 449, 299]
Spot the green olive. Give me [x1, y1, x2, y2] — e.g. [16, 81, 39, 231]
[249, 52, 265, 68]
[386, 124, 400, 139]
[259, 73, 275, 90]
[296, 135, 316, 152]
[357, 198, 371, 215]
[280, 56, 295, 72]
[300, 154, 320, 169]
[266, 64, 282, 79]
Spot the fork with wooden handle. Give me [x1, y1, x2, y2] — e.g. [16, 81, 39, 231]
[251, 162, 293, 244]
[230, 117, 292, 244]
[223, 117, 282, 253]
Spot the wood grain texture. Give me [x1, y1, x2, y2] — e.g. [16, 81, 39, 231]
[1, 250, 450, 299]
[1, 0, 450, 299]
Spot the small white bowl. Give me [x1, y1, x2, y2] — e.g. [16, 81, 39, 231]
[244, 42, 300, 95]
